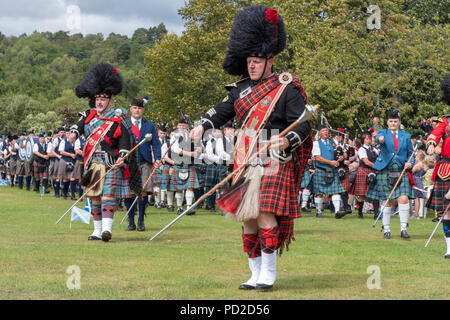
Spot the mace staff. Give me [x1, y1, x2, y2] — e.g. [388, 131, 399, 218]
[372, 144, 418, 228]
[55, 134, 153, 225]
[149, 104, 319, 241]
[425, 201, 450, 247]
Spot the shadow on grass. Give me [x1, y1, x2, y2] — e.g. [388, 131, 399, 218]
[278, 273, 368, 291]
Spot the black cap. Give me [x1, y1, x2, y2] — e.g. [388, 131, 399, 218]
[318, 124, 328, 131]
[386, 109, 400, 120]
[178, 118, 188, 125]
[130, 97, 145, 108]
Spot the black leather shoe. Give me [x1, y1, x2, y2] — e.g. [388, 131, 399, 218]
[210, 207, 216, 212]
[383, 232, 391, 239]
[155, 203, 161, 209]
[177, 208, 183, 215]
[88, 235, 101, 240]
[238, 283, 255, 290]
[335, 211, 346, 219]
[301, 206, 311, 212]
[401, 230, 410, 239]
[187, 210, 196, 215]
[167, 205, 174, 212]
[101, 231, 112, 242]
[126, 224, 136, 231]
[137, 222, 145, 232]
[358, 213, 364, 219]
[445, 254, 450, 259]
[316, 212, 323, 218]
[255, 283, 273, 291]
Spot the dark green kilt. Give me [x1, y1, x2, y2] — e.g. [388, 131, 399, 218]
[204, 164, 228, 188]
[311, 167, 345, 195]
[366, 163, 415, 200]
[300, 169, 312, 189]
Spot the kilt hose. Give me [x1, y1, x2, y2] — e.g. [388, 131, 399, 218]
[311, 168, 345, 195]
[427, 176, 449, 212]
[349, 166, 376, 197]
[152, 164, 170, 190]
[204, 164, 228, 189]
[366, 163, 415, 201]
[168, 165, 200, 191]
[88, 153, 132, 199]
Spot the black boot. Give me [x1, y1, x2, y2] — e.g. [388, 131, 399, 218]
[358, 202, 364, 219]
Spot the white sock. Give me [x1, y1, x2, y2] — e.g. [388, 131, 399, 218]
[161, 189, 166, 203]
[175, 191, 184, 208]
[314, 197, 323, 213]
[154, 186, 161, 205]
[302, 189, 310, 208]
[332, 194, 341, 213]
[166, 191, 174, 206]
[185, 189, 195, 207]
[398, 203, 410, 231]
[382, 206, 392, 233]
[91, 220, 102, 238]
[446, 237, 450, 255]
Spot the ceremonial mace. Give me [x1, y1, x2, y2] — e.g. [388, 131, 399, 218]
[425, 201, 450, 247]
[149, 104, 319, 241]
[55, 134, 153, 225]
[120, 135, 182, 225]
[372, 144, 418, 228]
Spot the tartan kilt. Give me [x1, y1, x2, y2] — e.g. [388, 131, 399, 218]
[311, 168, 345, 195]
[152, 164, 170, 189]
[58, 159, 74, 180]
[300, 169, 312, 189]
[49, 159, 59, 179]
[88, 153, 132, 199]
[168, 165, 200, 191]
[366, 164, 415, 200]
[138, 162, 153, 192]
[340, 168, 351, 192]
[349, 166, 376, 196]
[204, 164, 228, 188]
[33, 162, 48, 180]
[427, 176, 449, 212]
[72, 160, 83, 180]
[7, 159, 17, 176]
[24, 160, 32, 176]
[15, 159, 25, 176]
[195, 164, 206, 185]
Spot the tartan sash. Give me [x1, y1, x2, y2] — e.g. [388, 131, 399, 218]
[83, 120, 114, 168]
[233, 77, 286, 183]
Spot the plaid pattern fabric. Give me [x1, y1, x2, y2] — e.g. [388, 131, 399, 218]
[152, 164, 170, 190]
[58, 160, 74, 180]
[366, 164, 415, 200]
[340, 168, 351, 192]
[33, 163, 48, 180]
[24, 160, 32, 176]
[48, 160, 59, 179]
[349, 166, 376, 196]
[235, 74, 308, 122]
[15, 160, 25, 176]
[168, 165, 200, 191]
[90, 152, 132, 199]
[300, 169, 312, 189]
[195, 164, 206, 185]
[7, 159, 16, 176]
[311, 168, 345, 195]
[204, 164, 228, 188]
[427, 176, 449, 211]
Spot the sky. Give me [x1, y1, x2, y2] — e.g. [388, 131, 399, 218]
[0, 0, 186, 37]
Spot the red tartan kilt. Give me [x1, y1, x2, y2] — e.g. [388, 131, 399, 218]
[340, 170, 350, 192]
[259, 139, 311, 218]
[349, 166, 376, 196]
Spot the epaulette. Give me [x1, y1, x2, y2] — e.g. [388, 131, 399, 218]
[224, 77, 249, 91]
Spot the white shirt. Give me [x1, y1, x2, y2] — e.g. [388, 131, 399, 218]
[33, 142, 47, 153]
[74, 138, 82, 150]
[312, 139, 330, 157]
[206, 137, 231, 164]
[131, 117, 142, 130]
[358, 144, 371, 160]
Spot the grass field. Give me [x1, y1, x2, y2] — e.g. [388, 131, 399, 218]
[0, 186, 448, 300]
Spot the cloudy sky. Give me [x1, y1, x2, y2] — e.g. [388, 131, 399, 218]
[0, 0, 186, 37]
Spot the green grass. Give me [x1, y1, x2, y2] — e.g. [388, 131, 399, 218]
[0, 186, 448, 300]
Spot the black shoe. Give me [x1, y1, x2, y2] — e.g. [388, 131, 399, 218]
[400, 230, 410, 239]
[167, 205, 174, 212]
[101, 231, 112, 242]
[301, 206, 311, 212]
[177, 208, 183, 215]
[316, 212, 323, 218]
[358, 213, 364, 219]
[155, 203, 161, 209]
[345, 206, 353, 214]
[239, 283, 255, 290]
[187, 209, 196, 215]
[137, 222, 145, 232]
[126, 224, 136, 231]
[210, 207, 216, 212]
[384, 232, 391, 239]
[432, 217, 440, 222]
[88, 235, 101, 240]
[71, 195, 76, 200]
[335, 211, 346, 219]
[445, 254, 450, 259]
[161, 201, 166, 208]
[373, 213, 379, 220]
[255, 283, 273, 291]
